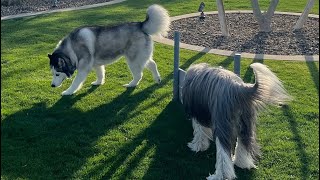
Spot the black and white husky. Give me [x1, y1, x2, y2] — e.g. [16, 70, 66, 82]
[181, 63, 292, 179]
[48, 4, 170, 95]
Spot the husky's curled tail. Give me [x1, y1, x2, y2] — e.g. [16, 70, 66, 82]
[142, 4, 170, 36]
[181, 63, 291, 179]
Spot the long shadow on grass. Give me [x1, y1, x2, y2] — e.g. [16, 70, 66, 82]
[137, 52, 255, 179]
[239, 32, 269, 83]
[281, 105, 310, 179]
[180, 48, 234, 71]
[293, 30, 319, 95]
[1, 70, 172, 178]
[0, 69, 202, 179]
[87, 101, 214, 179]
[1, 49, 256, 179]
[180, 48, 209, 70]
[1, 85, 136, 179]
[209, 32, 268, 83]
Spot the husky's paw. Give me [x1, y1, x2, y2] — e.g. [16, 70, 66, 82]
[187, 139, 210, 152]
[155, 76, 161, 84]
[91, 80, 105, 86]
[61, 90, 75, 96]
[207, 173, 236, 180]
[123, 83, 137, 88]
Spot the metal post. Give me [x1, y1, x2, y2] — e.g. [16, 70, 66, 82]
[173, 31, 180, 101]
[234, 53, 241, 76]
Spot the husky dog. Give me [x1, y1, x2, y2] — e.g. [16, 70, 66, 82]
[48, 4, 170, 95]
[181, 63, 291, 179]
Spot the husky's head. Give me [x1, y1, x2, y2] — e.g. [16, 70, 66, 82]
[48, 53, 76, 87]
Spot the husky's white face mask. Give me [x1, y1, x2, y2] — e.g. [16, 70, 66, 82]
[51, 68, 68, 87]
[48, 53, 75, 88]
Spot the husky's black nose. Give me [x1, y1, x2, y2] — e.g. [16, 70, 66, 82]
[51, 84, 56, 87]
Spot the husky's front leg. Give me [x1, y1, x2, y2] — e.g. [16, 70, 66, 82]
[91, 65, 105, 85]
[62, 70, 90, 95]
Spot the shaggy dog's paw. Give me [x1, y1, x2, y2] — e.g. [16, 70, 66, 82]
[206, 174, 222, 180]
[187, 139, 210, 152]
[233, 157, 257, 169]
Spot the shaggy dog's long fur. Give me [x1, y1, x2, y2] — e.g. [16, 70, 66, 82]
[181, 63, 291, 179]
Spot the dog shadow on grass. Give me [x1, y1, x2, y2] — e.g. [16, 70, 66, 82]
[281, 105, 312, 179]
[293, 30, 319, 95]
[1, 72, 208, 180]
[1, 52, 256, 180]
[1, 84, 151, 179]
[2, 49, 291, 180]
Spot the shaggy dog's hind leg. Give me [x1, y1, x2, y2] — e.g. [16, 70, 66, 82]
[207, 137, 236, 180]
[188, 119, 212, 152]
[234, 108, 260, 169]
[233, 138, 257, 169]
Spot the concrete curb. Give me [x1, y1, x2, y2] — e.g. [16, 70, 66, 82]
[154, 11, 319, 62]
[1, 0, 126, 21]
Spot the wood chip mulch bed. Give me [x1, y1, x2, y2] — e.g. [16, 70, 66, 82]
[167, 13, 319, 55]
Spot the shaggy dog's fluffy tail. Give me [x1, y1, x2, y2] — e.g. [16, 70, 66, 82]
[238, 63, 292, 160]
[142, 4, 170, 36]
[248, 63, 292, 109]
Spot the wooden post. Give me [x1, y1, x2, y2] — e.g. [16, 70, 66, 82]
[173, 31, 180, 101]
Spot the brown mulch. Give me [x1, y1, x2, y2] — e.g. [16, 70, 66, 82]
[168, 13, 319, 55]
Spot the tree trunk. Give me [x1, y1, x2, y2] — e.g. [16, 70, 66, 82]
[216, 0, 229, 36]
[293, 0, 315, 30]
[251, 0, 279, 32]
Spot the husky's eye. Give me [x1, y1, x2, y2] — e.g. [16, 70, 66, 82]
[55, 74, 60, 77]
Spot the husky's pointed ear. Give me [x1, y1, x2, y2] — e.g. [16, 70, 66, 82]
[48, 53, 52, 59]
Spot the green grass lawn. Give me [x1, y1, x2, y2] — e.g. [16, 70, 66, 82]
[1, 0, 319, 179]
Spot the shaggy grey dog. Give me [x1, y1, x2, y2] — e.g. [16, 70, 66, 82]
[181, 63, 291, 179]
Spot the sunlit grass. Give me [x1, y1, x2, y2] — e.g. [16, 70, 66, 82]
[1, 0, 319, 179]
